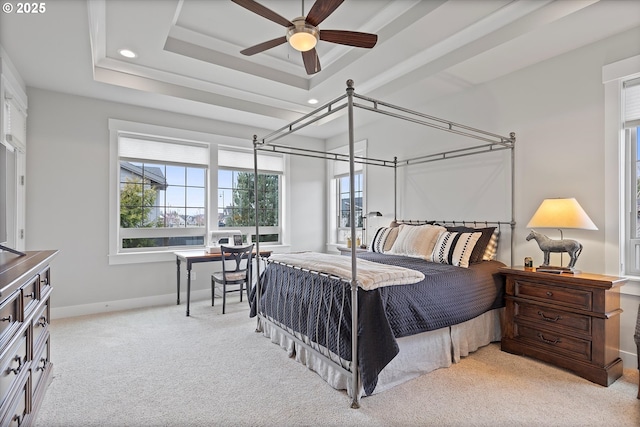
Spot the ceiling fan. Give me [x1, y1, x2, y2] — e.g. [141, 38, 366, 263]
[231, 0, 378, 75]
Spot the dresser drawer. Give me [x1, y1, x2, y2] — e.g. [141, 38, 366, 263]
[21, 275, 39, 317]
[31, 333, 50, 397]
[39, 267, 51, 299]
[513, 279, 592, 311]
[0, 292, 21, 349]
[32, 298, 50, 348]
[514, 322, 592, 362]
[513, 300, 592, 337]
[1, 374, 29, 427]
[0, 327, 29, 409]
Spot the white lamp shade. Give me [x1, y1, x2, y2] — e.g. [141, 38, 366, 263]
[526, 198, 598, 230]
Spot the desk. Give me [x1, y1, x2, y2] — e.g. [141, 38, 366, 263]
[175, 249, 272, 316]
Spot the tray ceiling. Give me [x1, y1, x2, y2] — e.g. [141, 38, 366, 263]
[1, 0, 639, 138]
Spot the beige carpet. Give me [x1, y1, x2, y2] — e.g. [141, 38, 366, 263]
[35, 299, 640, 427]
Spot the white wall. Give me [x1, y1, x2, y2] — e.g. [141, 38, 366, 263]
[327, 26, 640, 368]
[25, 88, 325, 317]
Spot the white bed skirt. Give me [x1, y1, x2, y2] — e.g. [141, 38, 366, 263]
[257, 307, 504, 398]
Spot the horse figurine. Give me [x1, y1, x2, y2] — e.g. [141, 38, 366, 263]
[525, 230, 583, 268]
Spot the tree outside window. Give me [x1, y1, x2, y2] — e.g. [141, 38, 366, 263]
[119, 161, 206, 249]
[218, 170, 280, 243]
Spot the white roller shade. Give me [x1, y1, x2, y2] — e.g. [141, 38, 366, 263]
[119, 135, 209, 166]
[624, 77, 640, 128]
[218, 147, 283, 173]
[4, 97, 26, 147]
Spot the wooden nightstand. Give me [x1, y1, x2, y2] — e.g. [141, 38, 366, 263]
[500, 267, 627, 386]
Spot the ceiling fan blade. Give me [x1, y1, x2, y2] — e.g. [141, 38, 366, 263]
[240, 36, 287, 55]
[320, 30, 378, 48]
[231, 0, 293, 27]
[302, 49, 321, 75]
[306, 0, 344, 27]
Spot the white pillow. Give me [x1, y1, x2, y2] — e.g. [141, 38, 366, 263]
[388, 224, 446, 259]
[482, 229, 500, 260]
[431, 231, 482, 268]
[369, 226, 399, 253]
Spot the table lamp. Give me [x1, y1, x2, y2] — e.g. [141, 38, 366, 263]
[525, 197, 597, 273]
[362, 211, 382, 248]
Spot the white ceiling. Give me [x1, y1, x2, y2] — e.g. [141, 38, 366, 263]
[1, 0, 639, 138]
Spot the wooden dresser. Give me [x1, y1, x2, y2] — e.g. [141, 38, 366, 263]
[500, 266, 626, 386]
[0, 250, 57, 426]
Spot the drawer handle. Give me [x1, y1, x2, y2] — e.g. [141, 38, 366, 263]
[36, 357, 48, 372]
[24, 291, 35, 300]
[38, 316, 48, 328]
[12, 413, 24, 426]
[537, 311, 562, 322]
[537, 332, 561, 345]
[546, 291, 553, 297]
[7, 355, 23, 375]
[1, 315, 12, 322]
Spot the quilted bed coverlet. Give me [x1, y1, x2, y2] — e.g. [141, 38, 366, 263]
[251, 252, 505, 395]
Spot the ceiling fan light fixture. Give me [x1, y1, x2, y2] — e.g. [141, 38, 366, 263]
[287, 19, 319, 52]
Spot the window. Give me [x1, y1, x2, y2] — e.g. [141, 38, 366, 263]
[217, 147, 283, 243]
[625, 77, 640, 275]
[119, 161, 206, 249]
[1, 86, 26, 250]
[328, 141, 367, 245]
[109, 120, 212, 263]
[337, 173, 363, 242]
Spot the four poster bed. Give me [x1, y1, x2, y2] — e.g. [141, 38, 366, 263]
[249, 80, 516, 408]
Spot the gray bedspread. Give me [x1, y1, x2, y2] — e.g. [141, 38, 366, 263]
[250, 252, 505, 395]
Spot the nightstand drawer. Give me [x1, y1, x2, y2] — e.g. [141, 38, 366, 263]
[513, 279, 592, 311]
[514, 322, 592, 362]
[513, 301, 592, 337]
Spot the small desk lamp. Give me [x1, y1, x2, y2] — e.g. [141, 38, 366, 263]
[362, 211, 382, 248]
[526, 198, 597, 273]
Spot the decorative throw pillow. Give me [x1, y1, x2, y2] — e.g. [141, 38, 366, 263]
[482, 229, 500, 260]
[388, 224, 445, 259]
[446, 226, 496, 264]
[369, 227, 399, 253]
[431, 231, 482, 268]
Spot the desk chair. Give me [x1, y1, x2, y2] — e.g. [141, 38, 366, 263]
[211, 244, 254, 314]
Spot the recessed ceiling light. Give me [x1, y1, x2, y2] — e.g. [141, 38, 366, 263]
[308, 99, 319, 105]
[118, 49, 137, 59]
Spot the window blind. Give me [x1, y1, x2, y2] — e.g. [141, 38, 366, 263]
[624, 77, 640, 128]
[218, 147, 283, 173]
[119, 135, 209, 166]
[3, 97, 26, 147]
[333, 150, 364, 177]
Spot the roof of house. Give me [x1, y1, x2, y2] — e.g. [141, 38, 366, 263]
[120, 162, 167, 190]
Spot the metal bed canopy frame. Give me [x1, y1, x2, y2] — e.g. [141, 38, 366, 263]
[251, 79, 515, 408]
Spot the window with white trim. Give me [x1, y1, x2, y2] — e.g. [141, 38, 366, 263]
[625, 77, 640, 275]
[337, 172, 363, 243]
[328, 141, 366, 245]
[217, 147, 283, 243]
[110, 122, 211, 260]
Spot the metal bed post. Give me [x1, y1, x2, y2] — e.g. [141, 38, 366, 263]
[346, 79, 360, 409]
[253, 135, 262, 332]
[510, 132, 516, 267]
[393, 156, 398, 221]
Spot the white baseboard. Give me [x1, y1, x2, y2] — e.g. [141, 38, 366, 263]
[50, 289, 211, 319]
[621, 348, 639, 370]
